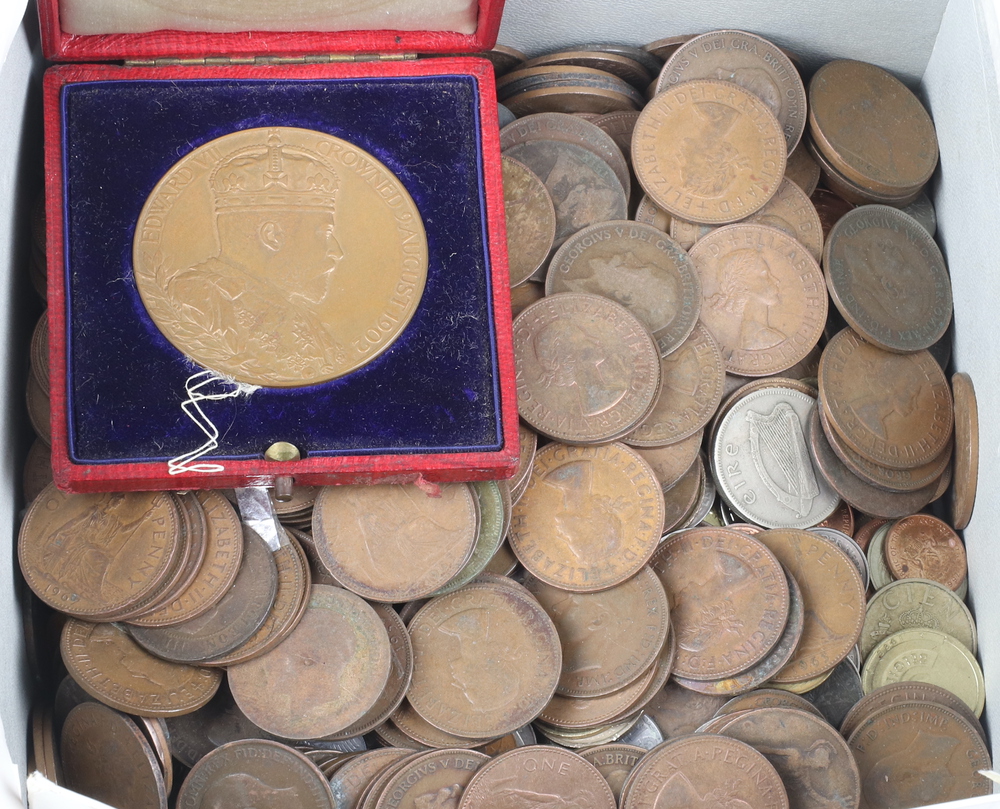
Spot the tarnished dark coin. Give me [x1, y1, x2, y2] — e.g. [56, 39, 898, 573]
[847, 702, 991, 809]
[656, 30, 807, 152]
[717, 707, 861, 809]
[228, 584, 391, 740]
[840, 682, 986, 742]
[509, 280, 544, 319]
[62, 702, 167, 809]
[504, 84, 641, 117]
[546, 221, 701, 356]
[513, 294, 662, 446]
[634, 80, 786, 224]
[819, 328, 953, 470]
[901, 191, 937, 237]
[594, 110, 642, 165]
[23, 438, 52, 504]
[504, 140, 628, 247]
[128, 527, 277, 663]
[649, 527, 789, 681]
[690, 224, 827, 377]
[60, 619, 221, 717]
[799, 658, 865, 728]
[501, 156, 557, 286]
[373, 748, 489, 809]
[407, 582, 561, 739]
[176, 739, 335, 808]
[809, 60, 938, 197]
[643, 34, 695, 62]
[330, 749, 414, 809]
[824, 206, 952, 353]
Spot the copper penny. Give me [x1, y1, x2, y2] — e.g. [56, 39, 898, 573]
[432, 481, 508, 596]
[807, 135, 924, 207]
[755, 528, 866, 683]
[176, 739, 336, 808]
[480, 45, 527, 76]
[526, 566, 669, 697]
[503, 140, 628, 247]
[883, 515, 966, 590]
[510, 423, 539, 504]
[634, 194, 671, 231]
[661, 454, 704, 532]
[840, 682, 986, 741]
[522, 51, 652, 90]
[546, 221, 702, 357]
[785, 142, 820, 196]
[500, 112, 632, 204]
[26, 367, 50, 445]
[811, 187, 855, 240]
[510, 442, 665, 591]
[853, 518, 889, 552]
[634, 427, 703, 486]
[509, 280, 544, 319]
[407, 581, 561, 739]
[625, 323, 724, 446]
[656, 30, 807, 152]
[373, 748, 490, 809]
[643, 34, 695, 62]
[594, 110, 642, 166]
[311, 482, 479, 602]
[649, 527, 789, 681]
[633, 80, 786, 224]
[133, 127, 427, 388]
[643, 680, 728, 739]
[128, 527, 277, 663]
[504, 85, 640, 118]
[717, 707, 861, 809]
[819, 328, 953, 469]
[808, 60, 938, 197]
[690, 224, 827, 376]
[825, 206, 952, 353]
[514, 293, 662, 444]
[19, 485, 181, 619]
[718, 689, 825, 719]
[581, 744, 645, 804]
[23, 438, 52, 504]
[228, 584, 391, 739]
[359, 752, 428, 809]
[459, 746, 616, 809]
[622, 734, 788, 809]
[847, 702, 990, 809]
[61, 702, 167, 809]
[950, 372, 979, 530]
[669, 216, 714, 250]
[501, 156, 556, 286]
[816, 500, 855, 536]
[30, 310, 48, 392]
[389, 700, 486, 750]
[60, 619, 221, 717]
[330, 749, 415, 809]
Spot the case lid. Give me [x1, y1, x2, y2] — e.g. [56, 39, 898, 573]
[39, 0, 505, 62]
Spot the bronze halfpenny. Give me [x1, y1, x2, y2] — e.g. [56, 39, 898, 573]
[690, 224, 827, 377]
[633, 80, 786, 224]
[510, 442, 665, 592]
[407, 582, 562, 739]
[883, 515, 967, 591]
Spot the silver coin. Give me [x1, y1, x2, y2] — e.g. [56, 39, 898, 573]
[800, 659, 864, 729]
[866, 522, 896, 591]
[617, 713, 664, 750]
[712, 389, 839, 529]
[809, 527, 870, 590]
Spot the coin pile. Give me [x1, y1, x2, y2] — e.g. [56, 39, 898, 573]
[17, 29, 992, 809]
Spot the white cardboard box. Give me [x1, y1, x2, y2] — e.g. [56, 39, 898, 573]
[2, 0, 1000, 805]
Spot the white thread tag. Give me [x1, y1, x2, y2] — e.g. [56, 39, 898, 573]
[168, 370, 258, 475]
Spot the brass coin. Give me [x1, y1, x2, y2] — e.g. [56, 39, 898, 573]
[825, 206, 952, 352]
[503, 140, 628, 247]
[228, 584, 391, 739]
[60, 619, 221, 717]
[846, 702, 991, 809]
[176, 739, 336, 808]
[717, 707, 860, 809]
[622, 734, 789, 809]
[690, 224, 827, 376]
[643, 680, 729, 739]
[22, 438, 52, 504]
[501, 156, 557, 287]
[19, 485, 181, 619]
[808, 60, 938, 197]
[459, 746, 616, 809]
[656, 30, 807, 152]
[633, 195, 671, 231]
[510, 442, 665, 591]
[407, 582, 562, 739]
[128, 527, 277, 663]
[546, 221, 702, 357]
[581, 744, 645, 805]
[649, 527, 789, 681]
[625, 323, 724, 447]
[840, 682, 986, 741]
[61, 702, 167, 809]
[500, 112, 632, 203]
[633, 80, 786, 224]
[785, 142, 821, 196]
[330, 748, 414, 809]
[866, 522, 896, 592]
[756, 528, 866, 683]
[861, 578, 976, 660]
[311, 482, 479, 602]
[884, 514, 966, 590]
[819, 328, 953, 470]
[526, 566, 669, 698]
[951, 371, 979, 530]
[373, 748, 490, 809]
[513, 293, 662, 446]
[133, 126, 427, 387]
[634, 428, 703, 488]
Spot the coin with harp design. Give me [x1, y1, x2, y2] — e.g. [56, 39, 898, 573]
[712, 386, 838, 529]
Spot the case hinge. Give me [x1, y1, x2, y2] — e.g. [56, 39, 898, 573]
[126, 53, 418, 67]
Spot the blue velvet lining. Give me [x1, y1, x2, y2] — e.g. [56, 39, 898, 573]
[61, 75, 501, 463]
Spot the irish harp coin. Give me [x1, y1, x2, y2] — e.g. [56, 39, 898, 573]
[133, 126, 427, 387]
